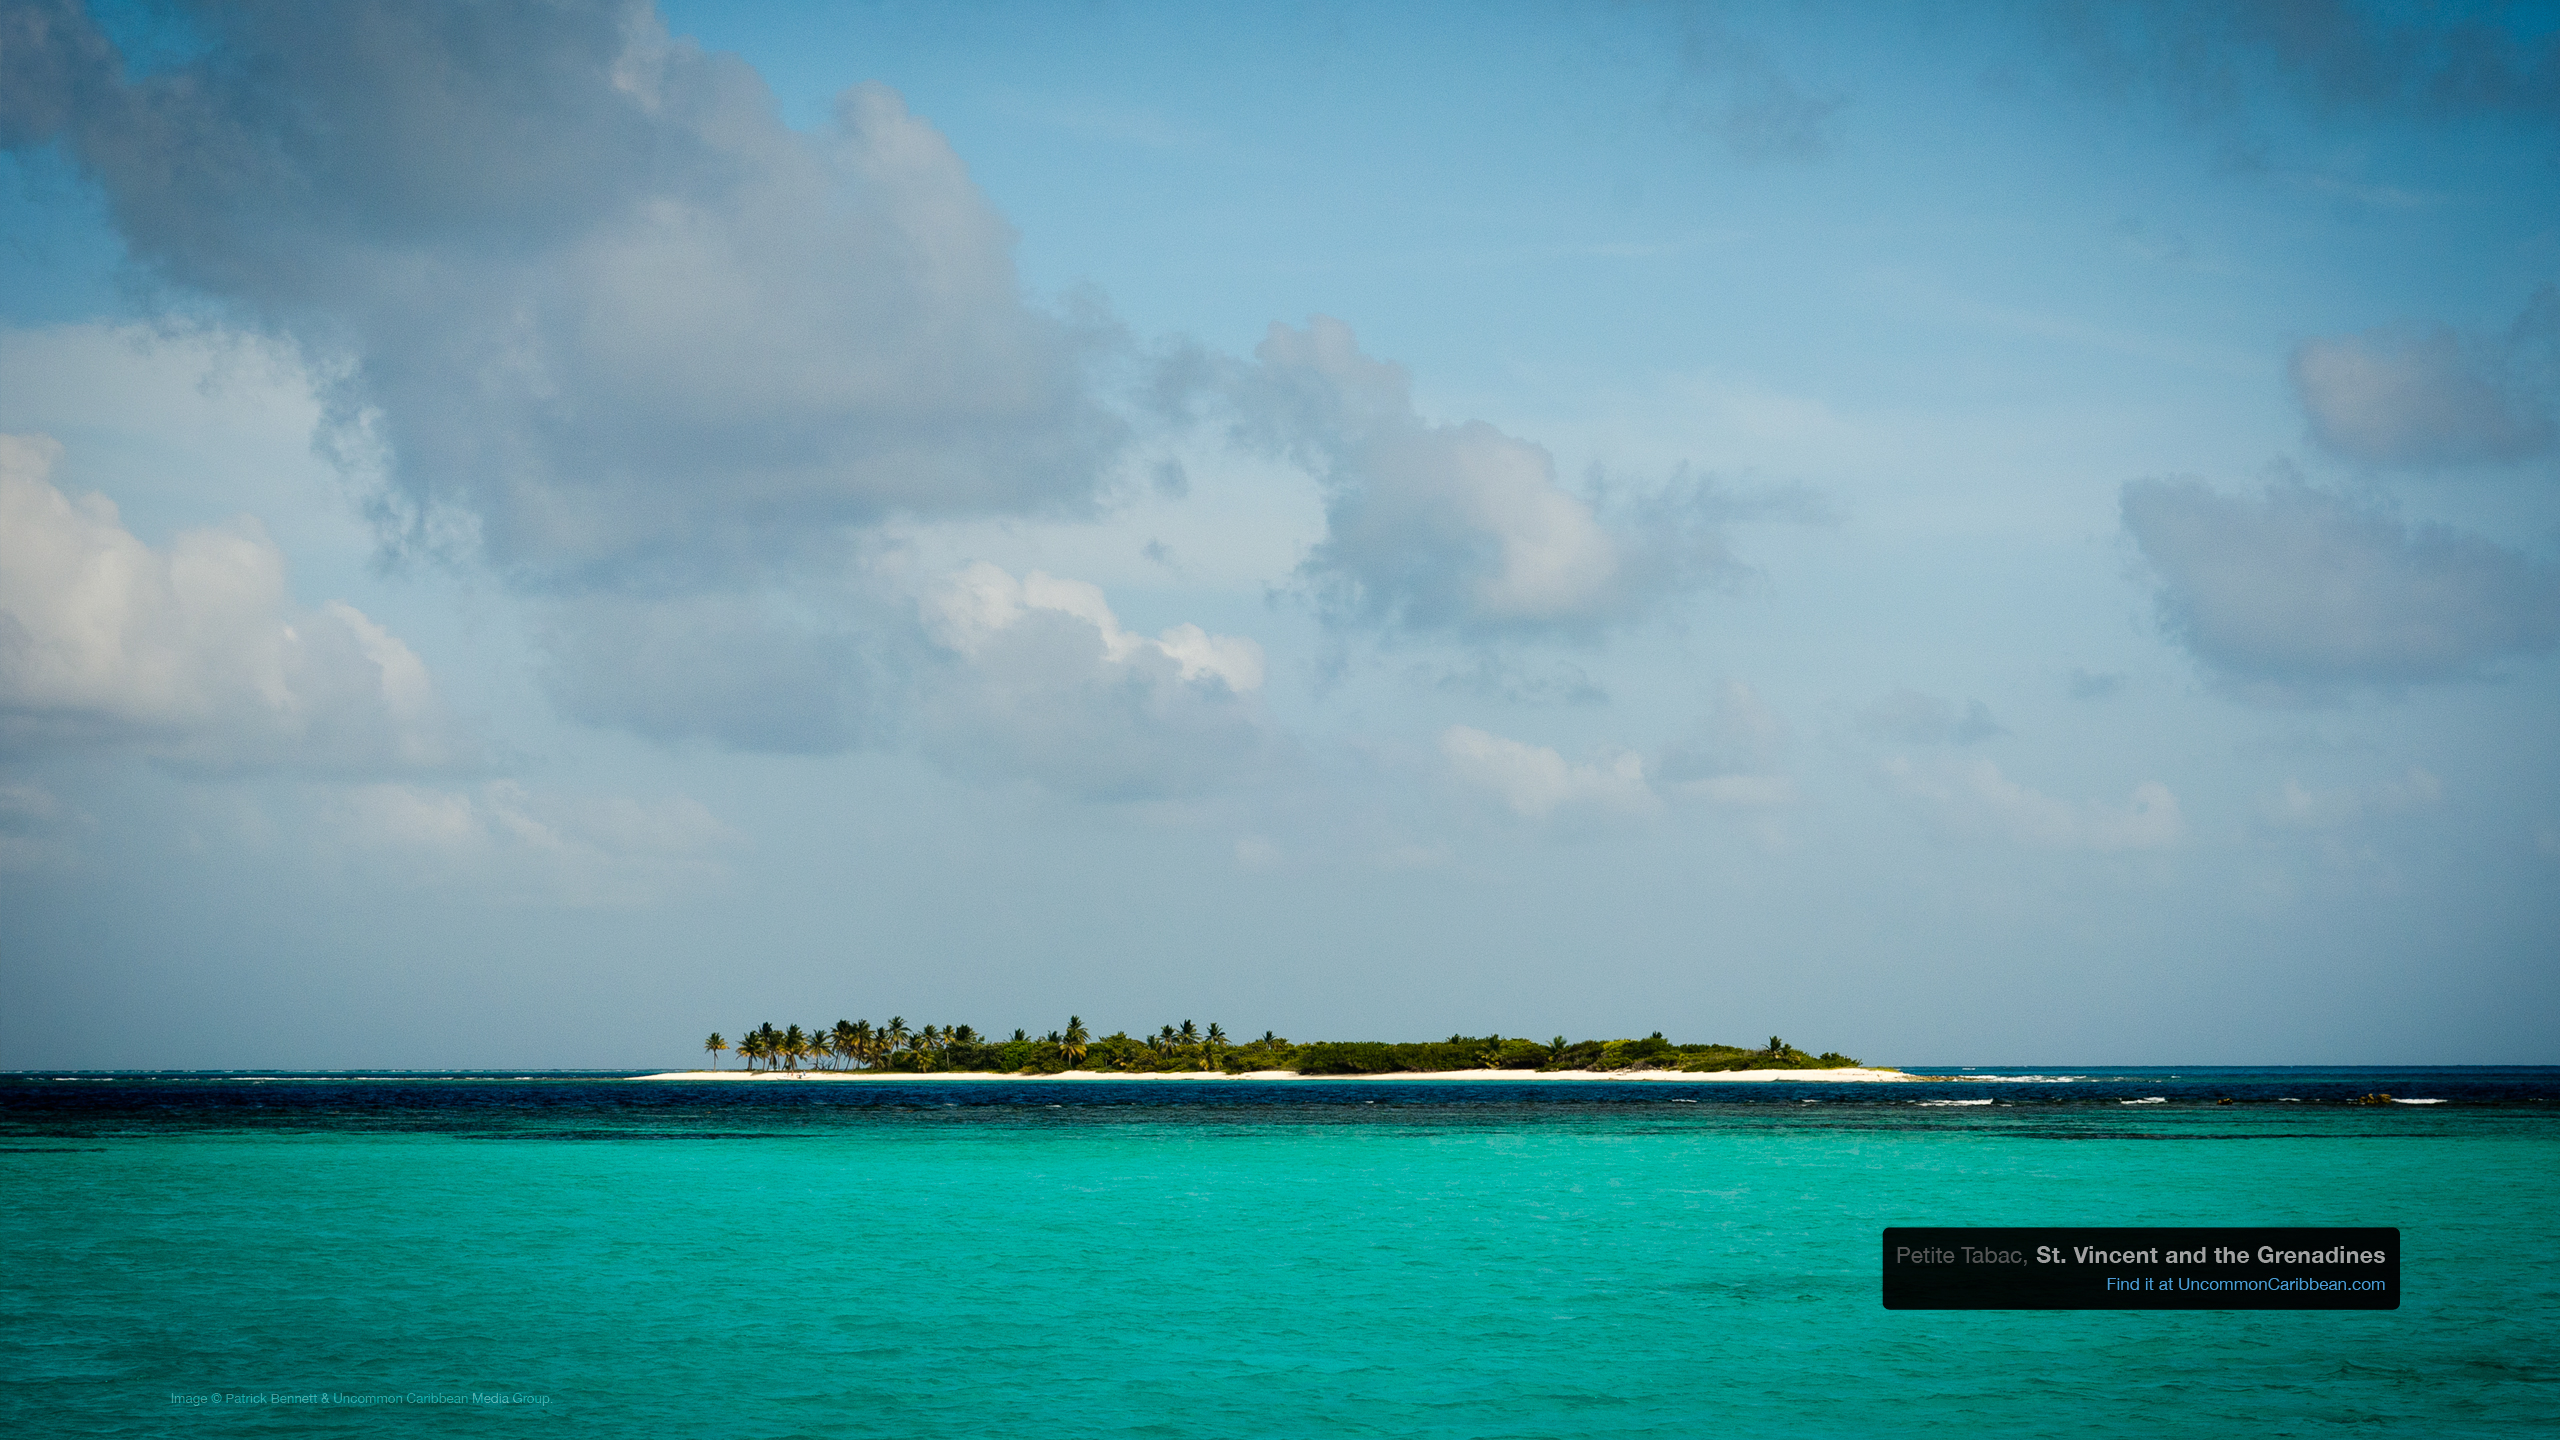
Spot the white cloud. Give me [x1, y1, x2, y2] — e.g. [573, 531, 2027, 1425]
[1882, 755, 2182, 851]
[1443, 689, 1805, 826]
[335, 780, 738, 907]
[1855, 688, 2005, 745]
[2258, 768, 2443, 831]
[1672, 773, 1799, 807]
[915, 563, 1268, 800]
[1374, 843, 1450, 871]
[0, 434, 461, 771]
[1441, 725, 1659, 821]
[924, 563, 1263, 693]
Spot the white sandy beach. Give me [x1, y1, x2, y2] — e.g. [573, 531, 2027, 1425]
[631, 1066, 1923, 1083]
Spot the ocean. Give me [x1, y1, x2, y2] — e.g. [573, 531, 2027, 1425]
[4, 1067, 2554, 1437]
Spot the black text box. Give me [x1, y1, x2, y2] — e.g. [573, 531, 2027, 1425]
[1883, 1227, 2399, 1310]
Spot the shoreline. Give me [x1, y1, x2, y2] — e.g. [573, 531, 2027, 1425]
[629, 1066, 1926, 1083]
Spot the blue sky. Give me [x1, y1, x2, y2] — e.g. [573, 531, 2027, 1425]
[2, 0, 2555, 1067]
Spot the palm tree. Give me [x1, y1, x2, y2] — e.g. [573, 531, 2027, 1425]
[1205, 1023, 1227, 1070]
[704, 1033, 726, 1071]
[779, 1024, 806, 1072]
[884, 1016, 911, 1070]
[1063, 1016, 1089, 1068]
[1011, 1029, 1028, 1042]
[738, 1031, 765, 1072]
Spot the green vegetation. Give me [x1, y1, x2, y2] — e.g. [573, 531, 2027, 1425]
[710, 1020, 1861, 1075]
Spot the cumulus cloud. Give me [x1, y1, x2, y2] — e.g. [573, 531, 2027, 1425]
[2290, 289, 2558, 468]
[2122, 476, 2560, 698]
[1882, 755, 2182, 851]
[0, 434, 461, 771]
[1225, 317, 1757, 639]
[925, 564, 1264, 692]
[1440, 726, 1658, 821]
[914, 563, 1267, 800]
[1, 0, 1122, 587]
[335, 780, 736, 907]
[1856, 689, 2005, 745]
[0, 3, 1326, 804]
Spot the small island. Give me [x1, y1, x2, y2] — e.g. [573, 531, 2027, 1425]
[637, 1020, 1911, 1082]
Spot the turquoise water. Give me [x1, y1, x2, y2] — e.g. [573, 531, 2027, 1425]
[4, 1074, 2556, 1436]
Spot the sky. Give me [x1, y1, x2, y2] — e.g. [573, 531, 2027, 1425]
[1, 0, 2555, 1068]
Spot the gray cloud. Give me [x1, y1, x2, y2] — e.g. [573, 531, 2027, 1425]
[2122, 476, 2560, 698]
[537, 593, 888, 755]
[2290, 288, 2558, 468]
[1409, 655, 1609, 707]
[2, 0, 1125, 590]
[1656, 679, 1791, 782]
[0, 1, 1260, 799]
[1671, 11, 1847, 163]
[1223, 317, 1769, 641]
[2067, 667, 2128, 700]
[1857, 690, 2006, 745]
[2045, 1, 2560, 128]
